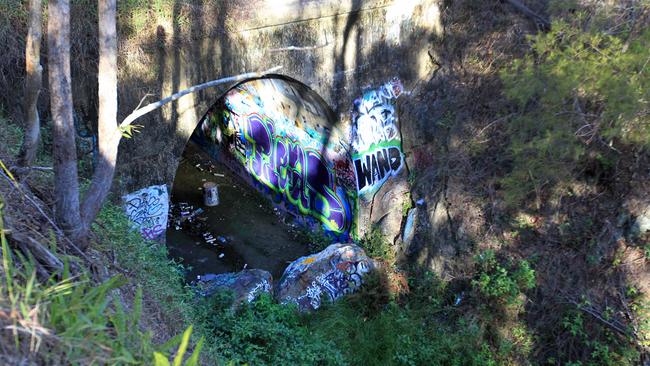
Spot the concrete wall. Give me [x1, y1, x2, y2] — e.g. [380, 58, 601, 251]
[115, 0, 443, 241]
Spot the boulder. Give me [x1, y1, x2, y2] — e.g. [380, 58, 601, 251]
[196, 269, 272, 306]
[275, 243, 378, 311]
[631, 205, 650, 239]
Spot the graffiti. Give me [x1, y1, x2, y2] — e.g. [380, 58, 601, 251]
[197, 78, 354, 236]
[278, 244, 374, 310]
[123, 185, 168, 240]
[289, 259, 371, 310]
[247, 279, 272, 302]
[351, 78, 405, 194]
[140, 224, 165, 240]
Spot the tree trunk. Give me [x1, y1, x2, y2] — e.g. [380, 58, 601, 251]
[47, 0, 82, 239]
[18, 0, 43, 167]
[78, 0, 118, 238]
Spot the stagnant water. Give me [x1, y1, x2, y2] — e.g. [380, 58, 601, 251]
[167, 144, 310, 280]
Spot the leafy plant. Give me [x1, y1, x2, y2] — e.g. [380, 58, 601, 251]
[472, 250, 535, 305]
[153, 326, 204, 366]
[500, 19, 650, 207]
[359, 226, 393, 260]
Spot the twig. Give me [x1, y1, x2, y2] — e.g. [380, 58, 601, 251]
[134, 93, 154, 111]
[567, 298, 634, 340]
[476, 113, 515, 137]
[502, 0, 551, 30]
[0, 169, 91, 262]
[119, 66, 282, 129]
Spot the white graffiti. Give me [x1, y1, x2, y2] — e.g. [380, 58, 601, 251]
[351, 78, 403, 153]
[247, 279, 272, 303]
[123, 185, 169, 240]
[351, 78, 405, 194]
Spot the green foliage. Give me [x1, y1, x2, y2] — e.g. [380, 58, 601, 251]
[401, 192, 413, 217]
[94, 202, 194, 325]
[359, 226, 393, 260]
[308, 272, 497, 366]
[296, 225, 333, 253]
[561, 309, 641, 366]
[0, 198, 201, 364]
[500, 18, 650, 207]
[472, 250, 535, 305]
[92, 201, 212, 362]
[190, 267, 498, 365]
[153, 326, 204, 366]
[196, 293, 344, 365]
[0, 112, 24, 157]
[120, 123, 143, 139]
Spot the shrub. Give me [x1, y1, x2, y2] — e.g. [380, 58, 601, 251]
[195, 293, 344, 365]
[472, 250, 535, 305]
[360, 226, 393, 260]
[500, 17, 650, 207]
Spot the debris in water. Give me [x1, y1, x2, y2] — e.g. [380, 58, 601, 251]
[218, 253, 225, 258]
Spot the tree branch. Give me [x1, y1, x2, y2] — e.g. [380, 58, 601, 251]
[502, 0, 551, 30]
[119, 66, 282, 129]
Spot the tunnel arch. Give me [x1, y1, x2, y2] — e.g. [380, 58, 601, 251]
[175, 75, 358, 241]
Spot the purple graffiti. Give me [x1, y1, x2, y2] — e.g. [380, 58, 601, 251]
[239, 113, 351, 234]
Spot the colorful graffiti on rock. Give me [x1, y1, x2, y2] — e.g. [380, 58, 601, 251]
[276, 243, 376, 311]
[196, 78, 354, 237]
[123, 185, 169, 240]
[351, 78, 405, 195]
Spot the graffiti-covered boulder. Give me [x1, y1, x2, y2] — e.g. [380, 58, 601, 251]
[275, 243, 378, 311]
[195, 269, 273, 306]
[122, 185, 169, 240]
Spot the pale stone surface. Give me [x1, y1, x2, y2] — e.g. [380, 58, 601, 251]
[275, 243, 378, 311]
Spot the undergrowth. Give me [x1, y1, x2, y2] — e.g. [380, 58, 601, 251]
[500, 10, 650, 207]
[0, 195, 203, 365]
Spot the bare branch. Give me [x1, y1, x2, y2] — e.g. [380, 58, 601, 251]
[119, 66, 283, 129]
[502, 0, 551, 30]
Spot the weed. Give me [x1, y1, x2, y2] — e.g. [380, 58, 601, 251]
[296, 225, 333, 253]
[0, 197, 202, 364]
[359, 226, 393, 260]
[472, 250, 535, 306]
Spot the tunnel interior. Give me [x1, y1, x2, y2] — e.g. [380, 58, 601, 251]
[167, 76, 359, 279]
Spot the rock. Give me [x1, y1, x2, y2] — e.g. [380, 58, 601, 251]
[275, 243, 378, 311]
[402, 207, 418, 246]
[631, 206, 650, 238]
[196, 269, 273, 306]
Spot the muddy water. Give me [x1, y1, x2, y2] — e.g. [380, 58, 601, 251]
[166, 144, 310, 280]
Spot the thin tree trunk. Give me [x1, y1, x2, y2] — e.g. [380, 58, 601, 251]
[18, 0, 43, 167]
[47, 0, 82, 239]
[78, 0, 118, 239]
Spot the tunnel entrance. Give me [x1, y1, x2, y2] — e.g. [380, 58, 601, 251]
[167, 76, 357, 279]
[166, 143, 310, 279]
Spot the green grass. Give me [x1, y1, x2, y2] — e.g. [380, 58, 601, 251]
[92, 200, 217, 364]
[0, 195, 202, 364]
